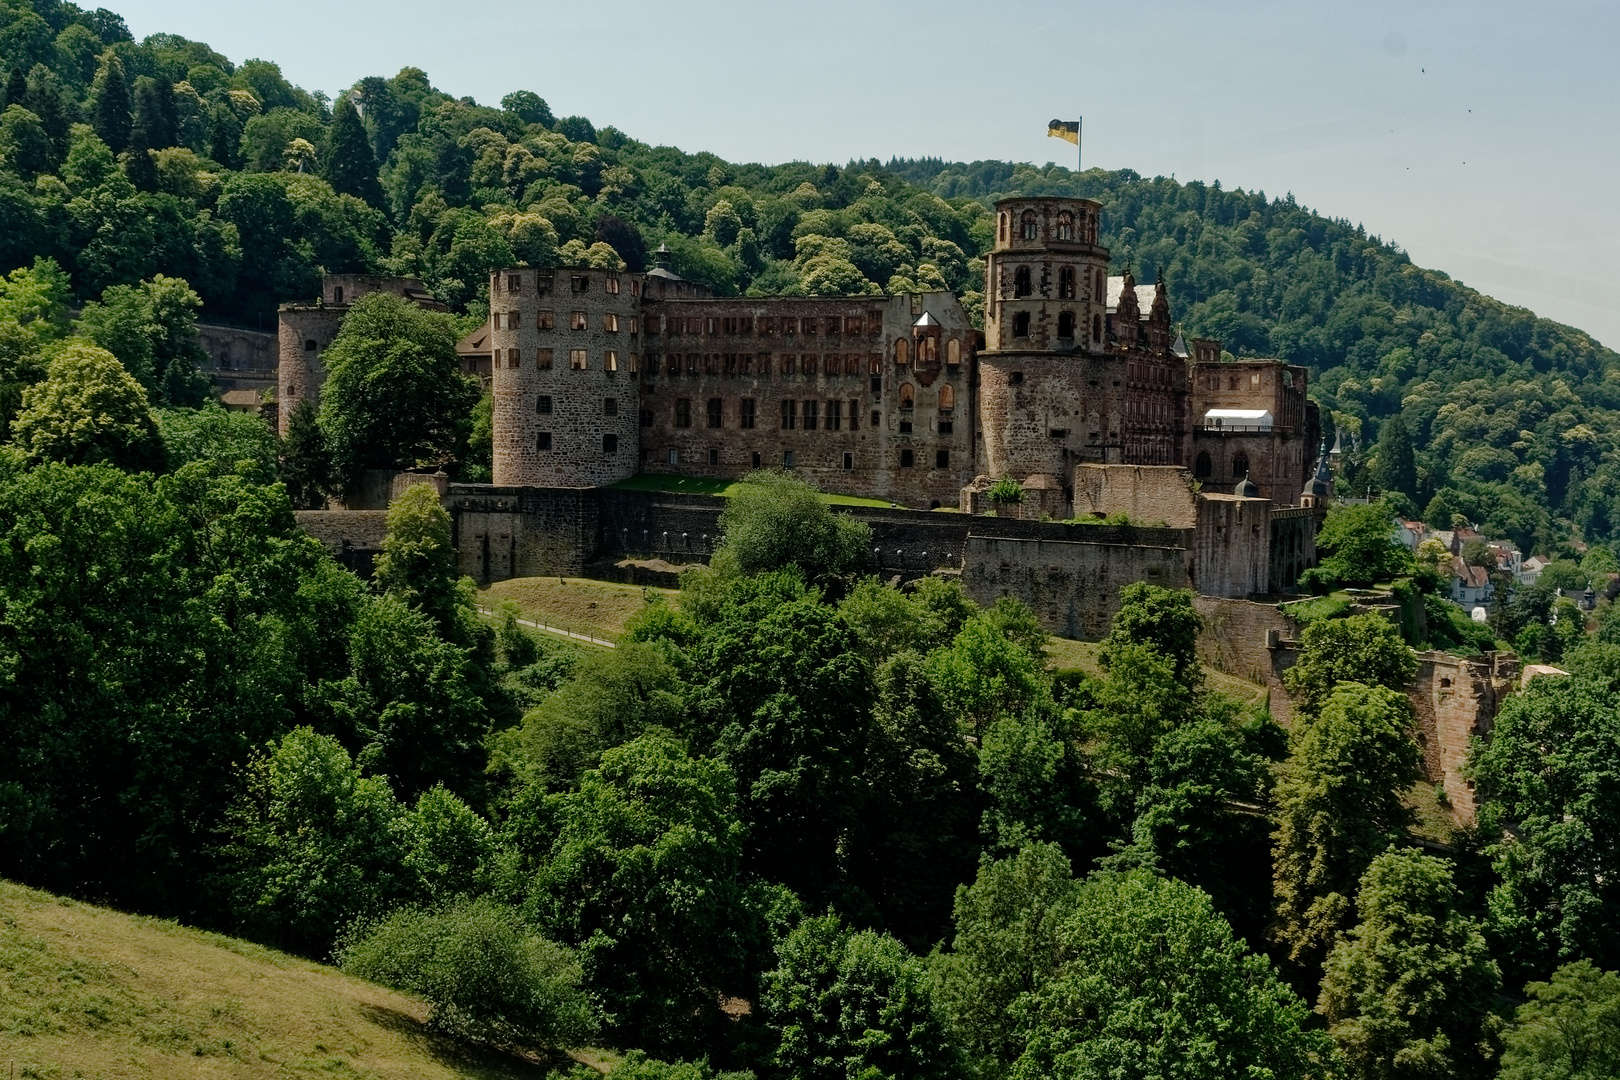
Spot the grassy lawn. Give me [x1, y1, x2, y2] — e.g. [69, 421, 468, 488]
[478, 577, 678, 642]
[0, 879, 561, 1079]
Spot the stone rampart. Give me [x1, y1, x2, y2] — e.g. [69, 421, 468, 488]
[293, 510, 388, 576]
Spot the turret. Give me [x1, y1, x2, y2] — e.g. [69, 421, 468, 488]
[984, 197, 1110, 355]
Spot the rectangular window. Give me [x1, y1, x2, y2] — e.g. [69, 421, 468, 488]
[304, 339, 316, 351]
[676, 399, 692, 428]
[507, 274, 522, 293]
[688, 317, 703, 335]
[603, 397, 618, 416]
[629, 316, 639, 334]
[739, 316, 753, 335]
[668, 449, 679, 465]
[842, 452, 853, 470]
[537, 432, 552, 450]
[724, 353, 737, 375]
[630, 278, 641, 296]
[507, 348, 522, 369]
[603, 433, 618, 453]
[686, 353, 699, 374]
[605, 350, 619, 371]
[509, 311, 521, 328]
[826, 400, 842, 431]
[606, 276, 620, 294]
[707, 398, 723, 428]
[723, 316, 738, 335]
[740, 398, 756, 429]
[781, 400, 796, 430]
[571, 275, 589, 294]
[900, 449, 914, 468]
[868, 311, 884, 335]
[708, 448, 719, 466]
[537, 395, 552, 414]
[900, 420, 913, 434]
[803, 354, 817, 376]
[846, 316, 863, 337]
[935, 450, 950, 469]
[706, 317, 719, 335]
[604, 313, 619, 332]
[666, 354, 679, 376]
[629, 352, 640, 373]
[872, 409, 881, 426]
[939, 420, 954, 434]
[781, 354, 796, 375]
[571, 311, 588, 330]
[800, 317, 817, 336]
[537, 310, 555, 329]
[827, 315, 843, 336]
[752, 451, 762, 468]
[570, 349, 588, 370]
[848, 401, 859, 431]
[802, 400, 818, 430]
[640, 409, 654, 428]
[783, 450, 795, 467]
[739, 353, 752, 375]
[492, 312, 501, 330]
[762, 317, 777, 335]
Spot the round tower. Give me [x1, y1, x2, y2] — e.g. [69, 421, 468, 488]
[489, 266, 642, 487]
[976, 198, 1113, 509]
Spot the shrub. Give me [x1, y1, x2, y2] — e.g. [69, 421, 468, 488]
[340, 898, 595, 1047]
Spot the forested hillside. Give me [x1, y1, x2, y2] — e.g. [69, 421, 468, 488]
[2, 2, 1618, 550]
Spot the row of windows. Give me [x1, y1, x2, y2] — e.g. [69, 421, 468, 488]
[650, 313, 883, 338]
[1006, 311, 1104, 341]
[534, 395, 621, 416]
[663, 397, 864, 432]
[1192, 451, 1251, 479]
[653, 448, 952, 470]
[1009, 265, 1106, 302]
[534, 432, 620, 454]
[495, 349, 638, 372]
[491, 311, 636, 333]
[493, 273, 640, 297]
[999, 208, 1097, 244]
[652, 342, 964, 375]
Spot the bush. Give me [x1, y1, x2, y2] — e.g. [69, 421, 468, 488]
[340, 898, 595, 1047]
[713, 470, 870, 581]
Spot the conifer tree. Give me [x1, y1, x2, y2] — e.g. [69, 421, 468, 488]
[320, 94, 385, 208]
[91, 52, 131, 153]
[3, 68, 24, 110]
[132, 75, 175, 150]
[121, 124, 157, 191]
[1374, 414, 1417, 500]
[278, 397, 331, 509]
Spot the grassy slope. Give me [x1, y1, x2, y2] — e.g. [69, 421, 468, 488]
[478, 577, 679, 642]
[0, 880, 555, 1080]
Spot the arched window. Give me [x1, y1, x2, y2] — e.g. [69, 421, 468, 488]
[1059, 267, 1076, 298]
[1194, 452, 1212, 478]
[1020, 210, 1038, 240]
[939, 384, 956, 411]
[1232, 452, 1250, 478]
[1055, 211, 1074, 240]
[946, 338, 961, 365]
[899, 382, 915, 408]
[918, 335, 937, 362]
[1014, 266, 1032, 297]
[1057, 312, 1075, 339]
[998, 213, 1007, 242]
[895, 338, 909, 364]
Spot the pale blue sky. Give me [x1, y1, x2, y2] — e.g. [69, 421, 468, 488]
[114, 0, 1620, 346]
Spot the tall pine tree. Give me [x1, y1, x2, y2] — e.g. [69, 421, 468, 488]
[3, 68, 24, 110]
[91, 53, 131, 153]
[320, 95, 385, 209]
[1373, 415, 1417, 500]
[132, 75, 175, 151]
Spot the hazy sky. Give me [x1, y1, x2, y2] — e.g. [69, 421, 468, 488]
[113, 0, 1620, 347]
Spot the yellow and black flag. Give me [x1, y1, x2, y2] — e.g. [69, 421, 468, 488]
[1048, 119, 1080, 144]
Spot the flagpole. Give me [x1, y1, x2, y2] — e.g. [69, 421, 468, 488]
[1078, 116, 1082, 178]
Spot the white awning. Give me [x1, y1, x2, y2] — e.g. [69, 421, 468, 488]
[1204, 409, 1274, 430]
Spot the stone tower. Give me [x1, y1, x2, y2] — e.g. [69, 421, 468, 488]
[976, 197, 1114, 516]
[489, 267, 643, 487]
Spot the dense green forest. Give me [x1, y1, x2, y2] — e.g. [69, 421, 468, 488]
[5, 3, 1620, 1078]
[4, 0, 1620, 551]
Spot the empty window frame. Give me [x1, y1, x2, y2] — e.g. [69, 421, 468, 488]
[707, 398, 723, 427]
[781, 400, 796, 429]
[1014, 266, 1032, 297]
[536, 394, 552, 414]
[1058, 311, 1076, 339]
[1013, 312, 1031, 337]
[802, 400, 818, 430]
[537, 432, 552, 450]
[603, 433, 618, 453]
[570, 275, 589, 293]
[603, 397, 618, 416]
[675, 398, 692, 428]
[848, 400, 859, 430]
[936, 450, 950, 468]
[826, 400, 842, 430]
[740, 398, 756, 429]
[1059, 266, 1076, 299]
[901, 448, 915, 468]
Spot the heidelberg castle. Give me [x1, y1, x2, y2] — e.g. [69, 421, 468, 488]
[278, 196, 1323, 521]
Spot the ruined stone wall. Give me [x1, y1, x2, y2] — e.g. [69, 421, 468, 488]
[977, 351, 1127, 497]
[638, 293, 976, 507]
[599, 490, 725, 563]
[292, 510, 388, 576]
[1073, 464, 1199, 527]
[1410, 652, 1507, 818]
[447, 485, 601, 580]
[1192, 596, 1303, 724]
[1269, 507, 1319, 590]
[963, 527, 1190, 641]
[1192, 494, 1271, 598]
[489, 267, 641, 488]
[197, 323, 277, 395]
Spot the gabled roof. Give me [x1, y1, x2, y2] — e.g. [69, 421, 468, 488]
[1105, 276, 1156, 315]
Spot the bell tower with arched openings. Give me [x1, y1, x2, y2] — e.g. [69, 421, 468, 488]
[976, 197, 1117, 516]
